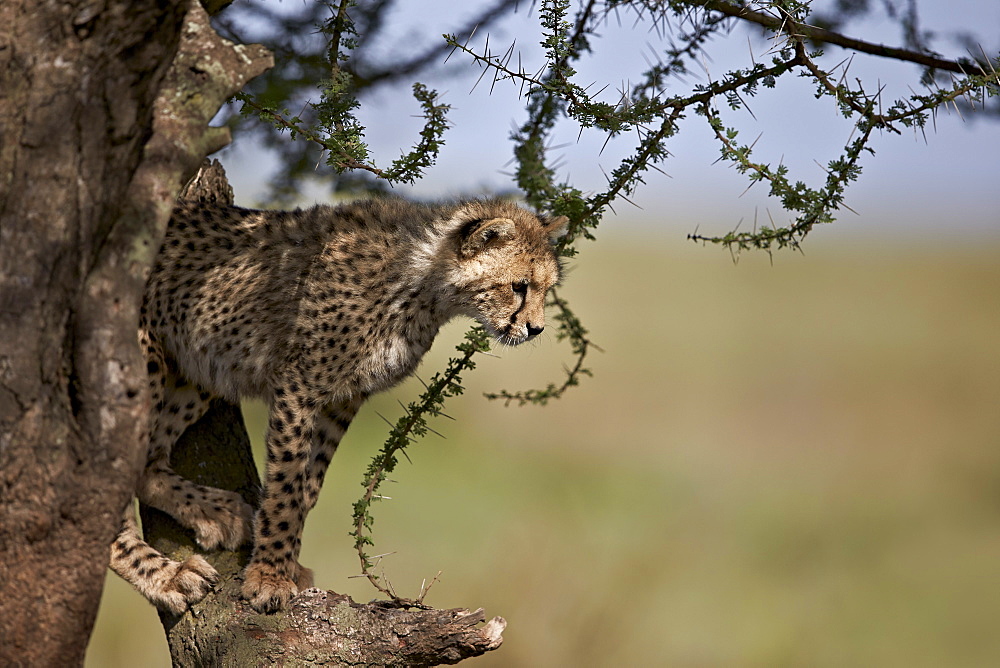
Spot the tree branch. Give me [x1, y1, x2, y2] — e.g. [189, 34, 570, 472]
[703, 0, 990, 75]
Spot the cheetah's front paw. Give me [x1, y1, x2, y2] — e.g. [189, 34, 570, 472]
[147, 555, 219, 615]
[241, 561, 299, 613]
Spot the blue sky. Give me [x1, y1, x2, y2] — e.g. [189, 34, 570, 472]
[221, 0, 1000, 245]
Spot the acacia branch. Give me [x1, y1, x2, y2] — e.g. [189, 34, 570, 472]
[703, 0, 991, 75]
[238, 93, 386, 174]
[352, 330, 490, 602]
[326, 0, 353, 71]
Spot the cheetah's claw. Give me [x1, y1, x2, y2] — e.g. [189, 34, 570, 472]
[241, 561, 299, 614]
[147, 555, 219, 615]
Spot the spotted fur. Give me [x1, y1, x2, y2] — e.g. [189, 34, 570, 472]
[110, 198, 566, 613]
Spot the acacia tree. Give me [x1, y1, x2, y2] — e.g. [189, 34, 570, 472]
[0, 0, 996, 666]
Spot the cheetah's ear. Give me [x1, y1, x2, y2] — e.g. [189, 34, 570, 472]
[545, 215, 569, 240]
[459, 217, 516, 258]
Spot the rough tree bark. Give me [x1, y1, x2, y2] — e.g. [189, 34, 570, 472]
[143, 160, 506, 667]
[0, 1, 268, 664]
[0, 1, 186, 662]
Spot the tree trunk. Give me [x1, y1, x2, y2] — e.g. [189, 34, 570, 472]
[0, 1, 269, 664]
[144, 160, 506, 667]
[0, 2, 186, 662]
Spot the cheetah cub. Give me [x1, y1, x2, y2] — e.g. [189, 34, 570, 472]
[110, 197, 567, 613]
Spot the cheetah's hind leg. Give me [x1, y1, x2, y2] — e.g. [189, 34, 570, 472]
[138, 459, 254, 551]
[138, 363, 254, 551]
[110, 503, 219, 614]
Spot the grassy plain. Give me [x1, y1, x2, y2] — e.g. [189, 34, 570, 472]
[87, 237, 1000, 667]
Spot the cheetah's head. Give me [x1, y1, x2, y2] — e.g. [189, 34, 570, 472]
[448, 201, 567, 347]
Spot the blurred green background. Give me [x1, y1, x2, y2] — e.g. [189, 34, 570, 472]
[87, 236, 1000, 667]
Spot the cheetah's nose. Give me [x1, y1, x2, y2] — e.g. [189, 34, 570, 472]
[526, 323, 544, 337]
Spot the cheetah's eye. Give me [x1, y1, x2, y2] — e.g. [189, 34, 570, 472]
[512, 280, 528, 295]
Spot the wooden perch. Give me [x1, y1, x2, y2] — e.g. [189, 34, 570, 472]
[166, 580, 506, 666]
[140, 160, 505, 666]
